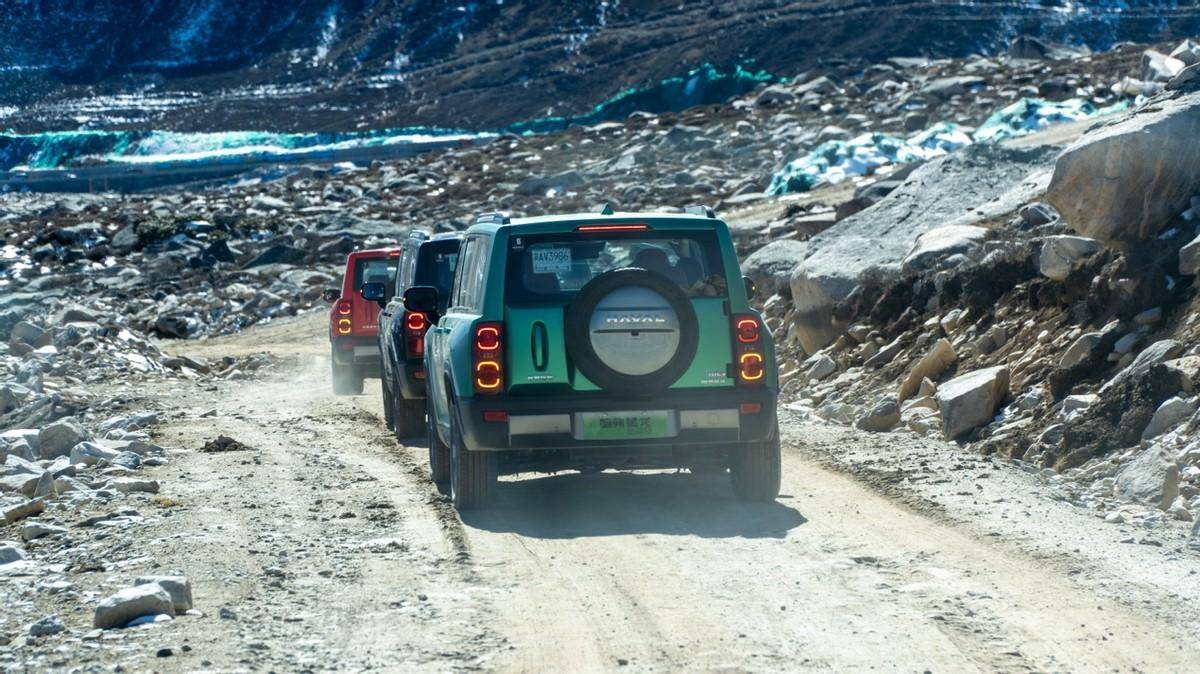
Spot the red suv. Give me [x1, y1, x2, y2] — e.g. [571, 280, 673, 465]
[325, 248, 399, 394]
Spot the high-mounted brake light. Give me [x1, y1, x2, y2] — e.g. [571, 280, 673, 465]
[731, 314, 766, 387]
[575, 223, 650, 232]
[473, 322, 504, 394]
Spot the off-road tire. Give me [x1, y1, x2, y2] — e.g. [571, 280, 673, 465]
[393, 395, 425, 439]
[730, 427, 781, 501]
[427, 398, 450, 491]
[381, 377, 395, 430]
[449, 406, 496, 510]
[331, 349, 363, 396]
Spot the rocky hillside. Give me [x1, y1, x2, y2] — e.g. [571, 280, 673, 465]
[5, 0, 1200, 131]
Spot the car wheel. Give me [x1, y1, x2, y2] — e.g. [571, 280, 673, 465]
[449, 405, 496, 510]
[730, 425, 781, 502]
[331, 348, 364, 396]
[394, 396, 425, 439]
[427, 397, 450, 491]
[381, 376, 395, 430]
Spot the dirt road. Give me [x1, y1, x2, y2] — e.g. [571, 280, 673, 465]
[100, 311, 1199, 672]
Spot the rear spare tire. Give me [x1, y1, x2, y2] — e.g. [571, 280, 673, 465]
[564, 268, 699, 396]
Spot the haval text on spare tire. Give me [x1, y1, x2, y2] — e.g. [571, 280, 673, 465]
[324, 248, 399, 395]
[403, 207, 781, 510]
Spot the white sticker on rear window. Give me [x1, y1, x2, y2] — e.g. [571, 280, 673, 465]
[531, 247, 572, 274]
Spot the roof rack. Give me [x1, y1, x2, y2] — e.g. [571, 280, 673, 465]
[474, 211, 511, 225]
[684, 205, 716, 218]
[407, 229, 432, 240]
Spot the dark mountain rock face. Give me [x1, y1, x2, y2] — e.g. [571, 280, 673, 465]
[3, 0, 1200, 131]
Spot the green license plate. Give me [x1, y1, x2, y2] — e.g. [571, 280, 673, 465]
[579, 411, 671, 440]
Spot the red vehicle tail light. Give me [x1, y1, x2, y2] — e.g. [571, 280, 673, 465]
[483, 410, 509, 423]
[473, 322, 504, 394]
[740, 402, 762, 415]
[403, 311, 428, 358]
[336, 300, 352, 316]
[731, 314, 766, 387]
[735, 318, 759, 343]
[337, 318, 352, 335]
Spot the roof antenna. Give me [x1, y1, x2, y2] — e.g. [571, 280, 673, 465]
[598, 202, 615, 216]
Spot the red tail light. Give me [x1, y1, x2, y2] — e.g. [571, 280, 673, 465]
[473, 322, 504, 394]
[731, 314, 766, 387]
[403, 311, 428, 357]
[336, 300, 352, 316]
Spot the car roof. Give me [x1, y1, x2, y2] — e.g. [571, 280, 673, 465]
[465, 211, 724, 236]
[348, 247, 400, 259]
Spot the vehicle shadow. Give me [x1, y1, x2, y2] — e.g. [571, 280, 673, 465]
[461, 471, 806, 540]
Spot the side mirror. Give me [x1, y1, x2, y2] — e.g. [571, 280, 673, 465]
[322, 288, 341, 302]
[360, 282, 387, 307]
[743, 275, 757, 300]
[403, 286, 439, 315]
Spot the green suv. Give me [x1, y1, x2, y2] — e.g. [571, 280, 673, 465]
[405, 208, 781, 509]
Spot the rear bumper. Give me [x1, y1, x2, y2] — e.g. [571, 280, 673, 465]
[457, 388, 777, 452]
[331, 337, 381, 368]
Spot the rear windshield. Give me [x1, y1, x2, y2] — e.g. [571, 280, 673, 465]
[505, 230, 727, 303]
[414, 240, 459, 296]
[353, 256, 398, 290]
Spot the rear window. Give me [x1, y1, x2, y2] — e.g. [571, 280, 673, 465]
[414, 240, 460, 297]
[505, 230, 727, 303]
[353, 256, 398, 290]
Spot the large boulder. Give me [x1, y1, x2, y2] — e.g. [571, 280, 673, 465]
[789, 144, 1055, 353]
[1045, 91, 1200, 242]
[741, 239, 808, 298]
[935, 366, 1010, 440]
[900, 226, 988, 273]
[1115, 445, 1180, 510]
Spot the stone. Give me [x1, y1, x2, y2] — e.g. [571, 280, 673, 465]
[755, 84, 797, 106]
[936, 366, 1011, 440]
[70, 441, 120, 466]
[1018, 202, 1059, 227]
[741, 239, 808, 298]
[1133, 307, 1162, 325]
[856, 400, 901, 432]
[1180, 234, 1200, 276]
[1062, 394, 1097, 419]
[920, 75, 985, 98]
[1115, 445, 1180, 510]
[864, 337, 904, 369]
[1038, 235, 1103, 281]
[790, 144, 1055, 353]
[3, 498, 45, 525]
[94, 584, 176, 629]
[134, 575, 193, 613]
[898, 338, 956, 402]
[1059, 332, 1104, 369]
[109, 478, 160, 494]
[1046, 91, 1200, 242]
[0, 544, 26, 564]
[28, 615, 65, 637]
[1171, 39, 1200, 67]
[1101, 340, 1185, 393]
[21, 522, 66, 541]
[1141, 396, 1197, 440]
[805, 354, 837, 382]
[1142, 49, 1186, 82]
[900, 225, 988, 273]
[37, 417, 88, 460]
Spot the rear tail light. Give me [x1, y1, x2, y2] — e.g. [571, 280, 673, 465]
[739, 402, 762, 415]
[337, 318, 352, 335]
[731, 314, 766, 387]
[403, 310, 428, 357]
[336, 300, 352, 316]
[483, 410, 509, 423]
[473, 322, 504, 394]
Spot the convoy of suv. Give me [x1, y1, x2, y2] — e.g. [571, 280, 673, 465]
[337, 207, 781, 510]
